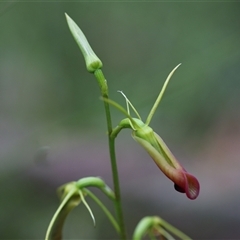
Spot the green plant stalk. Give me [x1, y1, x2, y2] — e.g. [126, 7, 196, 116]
[94, 69, 127, 239]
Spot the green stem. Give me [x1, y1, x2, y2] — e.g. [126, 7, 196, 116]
[94, 69, 127, 240]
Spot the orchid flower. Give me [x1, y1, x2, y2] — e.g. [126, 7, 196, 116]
[45, 177, 119, 240]
[106, 64, 200, 200]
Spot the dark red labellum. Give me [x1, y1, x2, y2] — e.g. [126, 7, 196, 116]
[174, 183, 185, 193]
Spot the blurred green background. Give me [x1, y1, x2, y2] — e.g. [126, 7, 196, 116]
[1, 1, 240, 239]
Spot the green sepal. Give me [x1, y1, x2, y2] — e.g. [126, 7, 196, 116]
[45, 186, 81, 240]
[48, 196, 81, 240]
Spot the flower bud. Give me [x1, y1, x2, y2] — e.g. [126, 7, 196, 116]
[65, 13, 103, 73]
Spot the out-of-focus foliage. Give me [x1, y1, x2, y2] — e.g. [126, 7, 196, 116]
[0, 2, 240, 239]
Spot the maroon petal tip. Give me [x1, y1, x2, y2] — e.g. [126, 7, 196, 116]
[183, 172, 200, 200]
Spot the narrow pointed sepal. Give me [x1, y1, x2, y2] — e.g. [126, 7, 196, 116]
[45, 185, 81, 240]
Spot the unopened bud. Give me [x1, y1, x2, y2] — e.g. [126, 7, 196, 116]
[65, 13, 103, 73]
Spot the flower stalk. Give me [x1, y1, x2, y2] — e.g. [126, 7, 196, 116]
[65, 13, 127, 239]
[62, 13, 200, 240]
